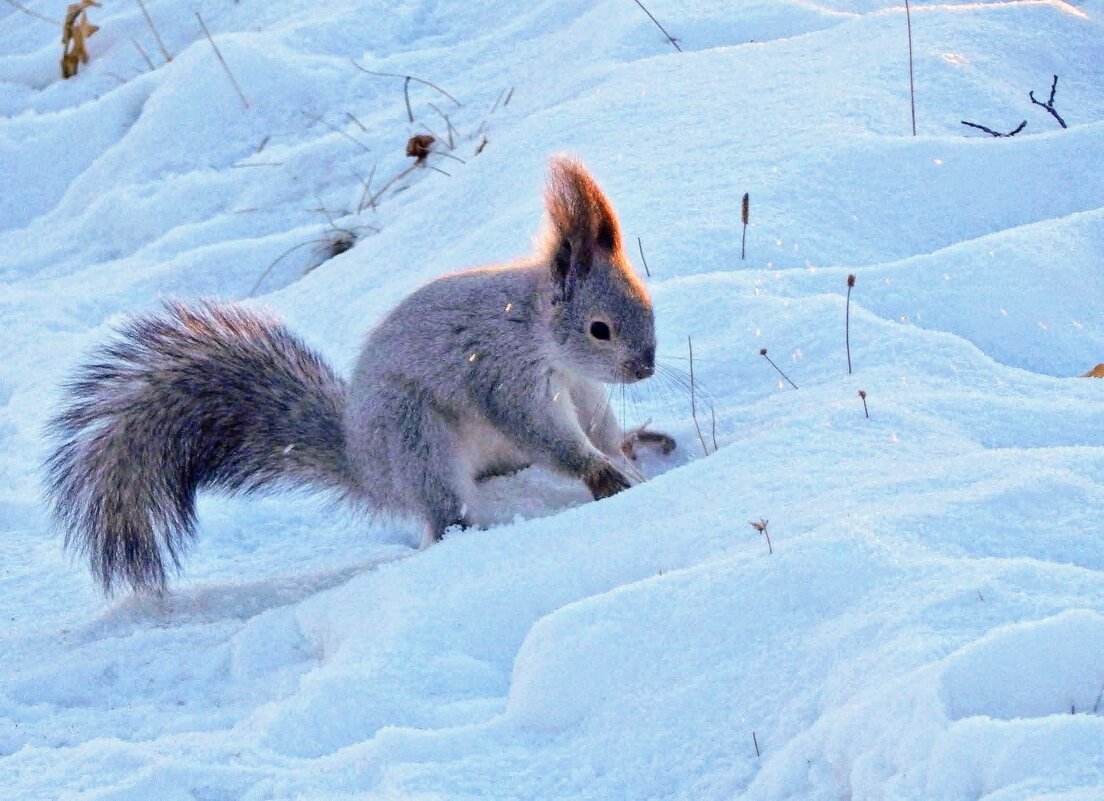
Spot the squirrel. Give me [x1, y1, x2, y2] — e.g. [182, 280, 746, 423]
[43, 156, 675, 595]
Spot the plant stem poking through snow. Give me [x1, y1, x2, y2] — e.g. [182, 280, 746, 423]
[137, 0, 172, 63]
[760, 348, 798, 390]
[905, 0, 916, 136]
[858, 389, 869, 419]
[688, 336, 709, 456]
[4, 0, 57, 24]
[752, 731, 761, 757]
[1030, 75, 1068, 129]
[630, 0, 681, 52]
[636, 237, 651, 277]
[749, 519, 772, 555]
[741, 193, 749, 261]
[846, 273, 855, 374]
[196, 12, 249, 109]
[960, 119, 1026, 137]
[351, 61, 462, 122]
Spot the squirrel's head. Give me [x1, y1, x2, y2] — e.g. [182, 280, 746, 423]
[540, 156, 655, 385]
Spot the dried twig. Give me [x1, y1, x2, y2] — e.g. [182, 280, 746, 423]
[858, 390, 869, 419]
[307, 112, 372, 152]
[137, 0, 171, 63]
[752, 731, 761, 757]
[749, 519, 772, 555]
[846, 274, 855, 374]
[1029, 74, 1068, 129]
[636, 236, 652, 277]
[759, 348, 798, 389]
[961, 119, 1026, 137]
[196, 12, 249, 110]
[345, 111, 369, 133]
[351, 61, 462, 121]
[503, 86, 515, 107]
[741, 192, 749, 260]
[688, 336, 709, 456]
[130, 37, 155, 72]
[631, 0, 681, 52]
[905, 0, 916, 136]
[5, 0, 56, 24]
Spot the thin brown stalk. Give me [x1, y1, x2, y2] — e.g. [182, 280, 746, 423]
[249, 240, 324, 297]
[362, 162, 419, 209]
[905, 0, 916, 136]
[345, 111, 369, 133]
[196, 12, 249, 109]
[137, 0, 172, 63]
[351, 60, 462, 108]
[308, 113, 371, 152]
[688, 336, 709, 456]
[131, 37, 155, 71]
[4, 0, 57, 24]
[631, 0, 682, 52]
[636, 236, 652, 277]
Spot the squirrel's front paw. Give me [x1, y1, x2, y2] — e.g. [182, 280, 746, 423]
[621, 429, 677, 460]
[583, 460, 633, 499]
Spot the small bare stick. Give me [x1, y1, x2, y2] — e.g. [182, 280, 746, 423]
[402, 75, 413, 122]
[1029, 75, 1068, 129]
[688, 336, 709, 456]
[429, 165, 451, 177]
[255, 135, 270, 153]
[196, 12, 249, 110]
[858, 389, 869, 419]
[631, 0, 682, 52]
[355, 163, 378, 212]
[961, 119, 1026, 138]
[710, 405, 718, 452]
[503, 86, 515, 107]
[474, 135, 489, 155]
[904, 0, 916, 135]
[846, 274, 855, 374]
[490, 87, 506, 114]
[249, 239, 325, 297]
[636, 236, 652, 277]
[4, 0, 57, 24]
[741, 192, 749, 260]
[307, 112, 371, 152]
[131, 37, 155, 71]
[362, 162, 419, 209]
[351, 61, 462, 107]
[749, 520, 772, 555]
[759, 348, 798, 390]
[752, 731, 761, 757]
[427, 102, 458, 149]
[137, 0, 172, 63]
[345, 112, 369, 133]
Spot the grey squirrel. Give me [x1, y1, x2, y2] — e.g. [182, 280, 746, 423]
[44, 157, 675, 595]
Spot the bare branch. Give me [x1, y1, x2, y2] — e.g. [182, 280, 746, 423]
[960, 119, 1026, 137]
[1029, 74, 1068, 129]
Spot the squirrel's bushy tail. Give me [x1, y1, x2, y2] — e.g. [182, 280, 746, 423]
[44, 301, 355, 595]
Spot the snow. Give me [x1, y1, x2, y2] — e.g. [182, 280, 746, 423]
[2, 0, 1103, 799]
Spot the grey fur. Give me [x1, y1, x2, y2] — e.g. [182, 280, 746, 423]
[44, 157, 668, 594]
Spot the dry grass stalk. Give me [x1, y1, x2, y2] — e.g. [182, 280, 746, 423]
[759, 348, 798, 390]
[749, 519, 772, 554]
[631, 0, 682, 52]
[688, 336, 709, 456]
[846, 274, 855, 374]
[5, 0, 57, 24]
[741, 192, 749, 260]
[905, 0, 916, 135]
[137, 0, 172, 63]
[636, 236, 652, 277]
[351, 61, 462, 122]
[858, 389, 869, 418]
[130, 37, 155, 72]
[60, 0, 101, 79]
[196, 12, 249, 110]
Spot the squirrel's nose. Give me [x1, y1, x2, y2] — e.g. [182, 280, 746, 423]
[628, 349, 655, 379]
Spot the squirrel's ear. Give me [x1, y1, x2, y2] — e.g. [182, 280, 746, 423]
[544, 156, 623, 302]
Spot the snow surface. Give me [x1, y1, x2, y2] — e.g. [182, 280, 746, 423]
[2, 1, 1104, 799]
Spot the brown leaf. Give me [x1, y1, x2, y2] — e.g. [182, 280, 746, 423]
[405, 134, 435, 163]
[60, 0, 101, 79]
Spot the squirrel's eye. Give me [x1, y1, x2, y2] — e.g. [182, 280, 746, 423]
[589, 320, 612, 341]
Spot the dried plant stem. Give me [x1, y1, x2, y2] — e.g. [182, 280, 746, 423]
[137, 0, 172, 63]
[351, 61, 462, 117]
[752, 731, 761, 757]
[250, 240, 324, 297]
[749, 519, 772, 554]
[858, 390, 869, 419]
[631, 0, 682, 52]
[5, 0, 56, 24]
[362, 162, 419, 209]
[759, 348, 798, 389]
[308, 113, 371, 152]
[196, 12, 249, 110]
[741, 192, 749, 261]
[636, 236, 652, 277]
[688, 336, 709, 456]
[130, 37, 155, 71]
[846, 274, 855, 374]
[961, 119, 1026, 137]
[1030, 74, 1068, 128]
[905, 0, 916, 135]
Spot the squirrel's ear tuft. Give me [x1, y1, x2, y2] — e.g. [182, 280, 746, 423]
[544, 156, 623, 301]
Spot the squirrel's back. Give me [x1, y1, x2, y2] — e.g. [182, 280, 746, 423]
[44, 301, 354, 594]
